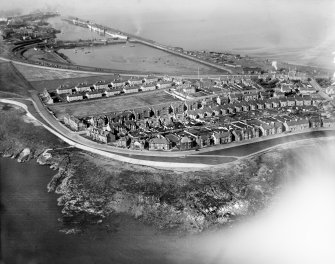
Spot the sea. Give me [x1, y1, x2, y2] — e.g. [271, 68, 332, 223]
[2, 137, 335, 263]
[2, 2, 335, 262]
[45, 0, 335, 71]
[0, 158, 202, 264]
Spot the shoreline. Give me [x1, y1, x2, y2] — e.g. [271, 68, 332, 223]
[2, 130, 333, 234]
[2, 100, 335, 235]
[2, 15, 333, 76]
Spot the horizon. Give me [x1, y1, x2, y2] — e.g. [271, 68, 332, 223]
[2, 0, 335, 68]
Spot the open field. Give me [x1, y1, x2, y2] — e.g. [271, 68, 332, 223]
[13, 63, 104, 81]
[0, 62, 31, 97]
[30, 74, 120, 93]
[49, 90, 181, 118]
[23, 48, 69, 64]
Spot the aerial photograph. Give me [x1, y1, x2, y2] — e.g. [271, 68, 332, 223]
[1, 0, 335, 263]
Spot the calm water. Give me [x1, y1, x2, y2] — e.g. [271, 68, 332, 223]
[0, 158, 202, 264]
[49, 6, 335, 71]
[59, 44, 217, 74]
[48, 0, 335, 70]
[1, 141, 334, 263]
[49, 17, 217, 74]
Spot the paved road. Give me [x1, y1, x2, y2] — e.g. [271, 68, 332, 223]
[0, 98, 217, 168]
[3, 94, 335, 169]
[28, 90, 335, 159]
[25, 94, 335, 159]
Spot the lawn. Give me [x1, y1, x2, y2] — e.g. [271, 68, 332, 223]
[49, 91, 180, 118]
[0, 62, 31, 97]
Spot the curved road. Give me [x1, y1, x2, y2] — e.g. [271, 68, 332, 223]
[2, 96, 335, 169]
[0, 98, 215, 168]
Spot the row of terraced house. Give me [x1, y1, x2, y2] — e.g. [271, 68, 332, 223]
[63, 112, 335, 151]
[54, 77, 174, 103]
[186, 94, 323, 119]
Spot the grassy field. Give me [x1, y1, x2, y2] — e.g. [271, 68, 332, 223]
[13, 63, 104, 82]
[0, 62, 32, 97]
[23, 49, 69, 64]
[0, 102, 66, 157]
[30, 74, 120, 93]
[49, 91, 180, 118]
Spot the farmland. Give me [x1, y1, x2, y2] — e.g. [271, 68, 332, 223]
[48, 90, 181, 118]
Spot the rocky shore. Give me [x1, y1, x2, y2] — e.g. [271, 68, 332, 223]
[0, 104, 296, 234]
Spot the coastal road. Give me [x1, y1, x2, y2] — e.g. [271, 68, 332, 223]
[0, 98, 219, 168]
[2, 96, 335, 169]
[27, 90, 335, 158]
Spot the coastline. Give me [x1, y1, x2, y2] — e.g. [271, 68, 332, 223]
[1, 102, 335, 234]
[0, 102, 319, 234]
[3, 97, 335, 168]
[1, 11, 335, 238]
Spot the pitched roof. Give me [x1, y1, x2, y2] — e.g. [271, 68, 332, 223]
[165, 134, 180, 143]
[150, 137, 169, 144]
[76, 82, 92, 88]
